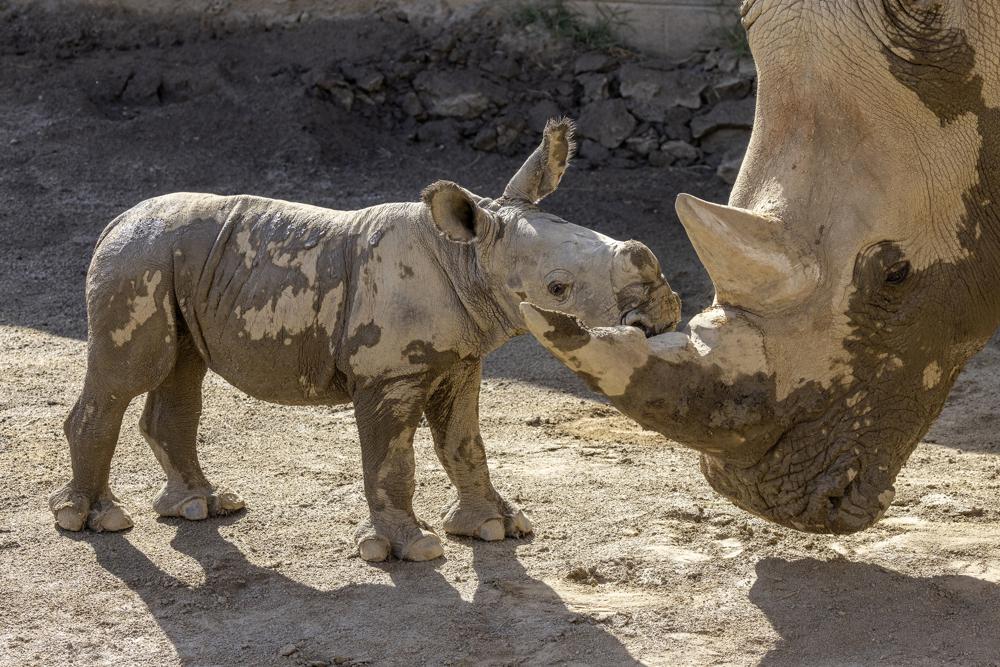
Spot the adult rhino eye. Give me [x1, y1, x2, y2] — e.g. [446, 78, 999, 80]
[885, 260, 911, 285]
[548, 281, 568, 297]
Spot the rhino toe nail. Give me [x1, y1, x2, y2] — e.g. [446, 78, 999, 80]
[212, 491, 245, 514]
[55, 507, 86, 532]
[401, 534, 444, 562]
[180, 498, 208, 521]
[358, 537, 391, 562]
[477, 518, 505, 542]
[95, 507, 134, 532]
[506, 511, 533, 537]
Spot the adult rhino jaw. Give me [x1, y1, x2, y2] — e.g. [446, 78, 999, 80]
[521, 301, 908, 535]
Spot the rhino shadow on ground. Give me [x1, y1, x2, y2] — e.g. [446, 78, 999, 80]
[78, 515, 642, 666]
[750, 557, 1000, 666]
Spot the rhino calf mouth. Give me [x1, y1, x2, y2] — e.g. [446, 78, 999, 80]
[621, 309, 678, 338]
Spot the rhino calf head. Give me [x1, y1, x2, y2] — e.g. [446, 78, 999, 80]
[423, 118, 681, 340]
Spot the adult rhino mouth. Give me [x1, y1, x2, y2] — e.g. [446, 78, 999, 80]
[700, 432, 898, 534]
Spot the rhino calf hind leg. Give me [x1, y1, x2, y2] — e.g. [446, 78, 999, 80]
[140, 339, 245, 521]
[426, 363, 532, 541]
[50, 252, 181, 532]
[50, 387, 134, 532]
[353, 382, 444, 562]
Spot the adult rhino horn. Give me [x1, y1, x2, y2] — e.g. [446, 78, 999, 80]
[675, 194, 819, 312]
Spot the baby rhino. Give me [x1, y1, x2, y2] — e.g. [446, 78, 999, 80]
[49, 119, 680, 561]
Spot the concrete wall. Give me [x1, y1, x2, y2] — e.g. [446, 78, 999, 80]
[570, 0, 739, 58]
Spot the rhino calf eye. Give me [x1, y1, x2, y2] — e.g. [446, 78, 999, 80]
[885, 260, 911, 285]
[548, 281, 568, 297]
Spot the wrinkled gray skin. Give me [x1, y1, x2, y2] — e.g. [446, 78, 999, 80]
[523, 1, 1000, 534]
[48, 119, 680, 562]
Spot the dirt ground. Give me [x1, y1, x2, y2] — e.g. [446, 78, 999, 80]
[2, 5, 999, 667]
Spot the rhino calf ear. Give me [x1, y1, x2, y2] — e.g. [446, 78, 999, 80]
[422, 180, 493, 243]
[503, 116, 576, 204]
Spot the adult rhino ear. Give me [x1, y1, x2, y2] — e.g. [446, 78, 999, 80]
[422, 180, 495, 243]
[503, 117, 576, 204]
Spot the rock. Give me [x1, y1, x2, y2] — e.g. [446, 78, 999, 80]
[658, 140, 700, 166]
[579, 139, 610, 164]
[717, 152, 743, 184]
[416, 119, 460, 145]
[660, 107, 693, 142]
[495, 116, 526, 151]
[739, 55, 757, 77]
[624, 128, 659, 156]
[399, 91, 424, 118]
[323, 86, 355, 111]
[648, 151, 671, 167]
[718, 50, 740, 73]
[698, 127, 751, 159]
[482, 56, 521, 79]
[565, 565, 606, 586]
[279, 644, 298, 657]
[578, 99, 636, 149]
[311, 73, 355, 110]
[412, 70, 501, 119]
[709, 76, 753, 102]
[609, 155, 638, 169]
[552, 79, 575, 98]
[690, 98, 755, 139]
[121, 68, 162, 104]
[574, 51, 614, 74]
[84, 66, 134, 104]
[527, 99, 562, 133]
[577, 72, 609, 102]
[343, 65, 384, 93]
[702, 49, 722, 71]
[618, 64, 705, 122]
[471, 125, 497, 151]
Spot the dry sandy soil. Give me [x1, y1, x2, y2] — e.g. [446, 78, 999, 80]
[2, 5, 999, 666]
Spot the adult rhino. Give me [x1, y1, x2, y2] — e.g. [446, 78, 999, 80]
[521, 0, 1000, 533]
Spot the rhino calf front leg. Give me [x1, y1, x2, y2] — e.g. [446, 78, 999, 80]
[139, 340, 244, 521]
[426, 362, 532, 541]
[353, 381, 444, 562]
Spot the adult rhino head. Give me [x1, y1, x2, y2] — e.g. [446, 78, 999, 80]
[522, 0, 1000, 533]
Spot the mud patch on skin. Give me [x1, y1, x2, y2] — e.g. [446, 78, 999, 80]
[110, 269, 163, 346]
[619, 240, 660, 277]
[345, 322, 382, 363]
[236, 285, 318, 341]
[402, 340, 462, 370]
[531, 308, 592, 353]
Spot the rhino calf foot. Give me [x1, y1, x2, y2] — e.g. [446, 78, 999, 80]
[49, 484, 134, 533]
[153, 483, 245, 521]
[355, 518, 444, 562]
[441, 495, 533, 540]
